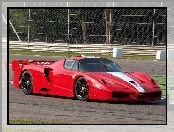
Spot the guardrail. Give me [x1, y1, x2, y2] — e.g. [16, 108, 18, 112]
[2, 38, 7, 42]
[9, 41, 166, 56]
[168, 44, 174, 49]
[2, 38, 7, 48]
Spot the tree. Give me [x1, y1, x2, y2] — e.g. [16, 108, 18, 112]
[104, 9, 110, 44]
[9, 9, 28, 41]
[81, 9, 87, 44]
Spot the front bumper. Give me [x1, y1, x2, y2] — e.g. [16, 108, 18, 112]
[111, 91, 162, 101]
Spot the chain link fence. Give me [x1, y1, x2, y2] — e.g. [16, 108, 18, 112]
[8, 7, 166, 46]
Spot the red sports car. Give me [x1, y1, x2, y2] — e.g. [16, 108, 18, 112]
[12, 55, 162, 102]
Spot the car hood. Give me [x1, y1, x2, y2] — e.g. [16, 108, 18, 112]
[86, 72, 150, 93]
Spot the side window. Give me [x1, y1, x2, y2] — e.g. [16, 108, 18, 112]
[64, 60, 75, 69]
[72, 60, 79, 71]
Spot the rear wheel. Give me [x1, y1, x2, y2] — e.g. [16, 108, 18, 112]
[20, 70, 33, 95]
[75, 77, 89, 101]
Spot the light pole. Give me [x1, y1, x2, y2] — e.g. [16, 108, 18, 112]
[109, 9, 112, 44]
[107, 2, 113, 44]
[27, 9, 31, 44]
[152, 9, 155, 46]
[67, 2, 70, 43]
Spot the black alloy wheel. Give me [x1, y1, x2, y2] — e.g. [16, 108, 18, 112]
[20, 70, 33, 95]
[75, 77, 89, 101]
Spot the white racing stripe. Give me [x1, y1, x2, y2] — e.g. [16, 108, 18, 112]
[107, 72, 145, 93]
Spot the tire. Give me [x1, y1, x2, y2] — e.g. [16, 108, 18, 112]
[20, 70, 33, 95]
[75, 77, 89, 101]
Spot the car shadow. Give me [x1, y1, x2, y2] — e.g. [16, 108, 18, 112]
[87, 99, 167, 105]
[32, 93, 166, 105]
[32, 93, 73, 100]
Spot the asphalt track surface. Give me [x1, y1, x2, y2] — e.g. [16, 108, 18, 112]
[8, 54, 167, 124]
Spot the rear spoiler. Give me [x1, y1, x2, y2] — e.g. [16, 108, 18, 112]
[12, 60, 55, 71]
[12, 60, 25, 72]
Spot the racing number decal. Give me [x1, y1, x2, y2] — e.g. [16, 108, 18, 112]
[37, 62, 50, 65]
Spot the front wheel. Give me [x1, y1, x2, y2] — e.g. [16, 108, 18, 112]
[75, 77, 89, 101]
[20, 70, 33, 95]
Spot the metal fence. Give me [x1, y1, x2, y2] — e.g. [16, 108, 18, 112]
[9, 8, 166, 46]
[9, 41, 166, 56]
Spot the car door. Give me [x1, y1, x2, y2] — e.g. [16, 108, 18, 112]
[53, 59, 78, 96]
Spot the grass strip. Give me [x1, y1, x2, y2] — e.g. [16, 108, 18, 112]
[9, 49, 158, 60]
[152, 75, 166, 95]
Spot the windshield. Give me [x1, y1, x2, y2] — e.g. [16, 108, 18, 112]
[79, 58, 123, 72]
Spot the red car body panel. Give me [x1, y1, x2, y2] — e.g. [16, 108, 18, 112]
[12, 57, 162, 102]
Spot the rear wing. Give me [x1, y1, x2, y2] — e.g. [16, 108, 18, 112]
[12, 60, 55, 71]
